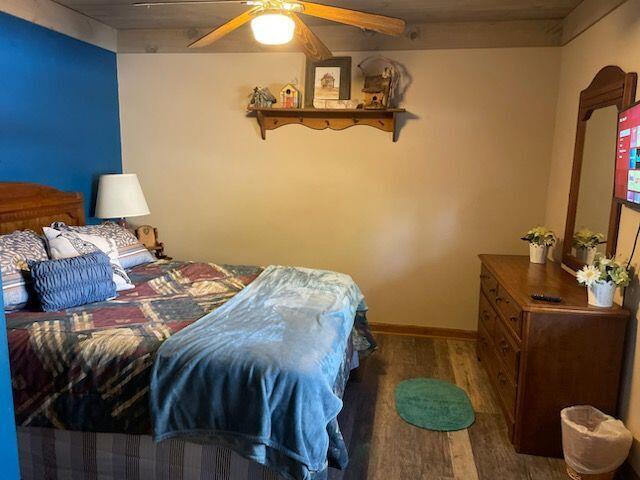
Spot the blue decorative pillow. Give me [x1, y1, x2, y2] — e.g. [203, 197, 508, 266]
[29, 252, 116, 312]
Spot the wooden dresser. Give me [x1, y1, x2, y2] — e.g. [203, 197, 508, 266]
[477, 255, 629, 457]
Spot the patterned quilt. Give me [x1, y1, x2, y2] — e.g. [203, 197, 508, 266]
[8, 261, 262, 434]
[6, 260, 374, 436]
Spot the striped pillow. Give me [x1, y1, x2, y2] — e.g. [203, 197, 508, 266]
[51, 222, 155, 269]
[0, 230, 49, 311]
[43, 227, 134, 292]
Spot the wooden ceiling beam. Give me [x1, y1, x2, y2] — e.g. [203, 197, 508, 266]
[52, 1, 584, 30]
[117, 19, 563, 53]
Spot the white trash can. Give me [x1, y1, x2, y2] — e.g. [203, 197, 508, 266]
[561, 406, 633, 480]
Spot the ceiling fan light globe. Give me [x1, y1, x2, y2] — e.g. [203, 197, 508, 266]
[250, 13, 295, 45]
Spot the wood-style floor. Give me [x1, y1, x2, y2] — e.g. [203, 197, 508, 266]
[331, 333, 567, 480]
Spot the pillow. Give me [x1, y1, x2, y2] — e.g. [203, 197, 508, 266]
[0, 230, 49, 311]
[43, 227, 134, 292]
[29, 252, 116, 312]
[52, 222, 155, 269]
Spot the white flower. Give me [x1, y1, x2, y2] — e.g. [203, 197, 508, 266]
[577, 265, 602, 286]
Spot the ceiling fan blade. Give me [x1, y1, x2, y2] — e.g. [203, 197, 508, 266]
[188, 6, 262, 48]
[133, 1, 251, 6]
[291, 14, 332, 61]
[297, 1, 405, 36]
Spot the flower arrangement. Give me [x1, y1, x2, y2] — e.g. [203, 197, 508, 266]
[577, 254, 630, 307]
[576, 255, 630, 288]
[521, 227, 556, 246]
[572, 229, 605, 249]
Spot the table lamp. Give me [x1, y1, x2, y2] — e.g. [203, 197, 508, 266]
[95, 173, 150, 228]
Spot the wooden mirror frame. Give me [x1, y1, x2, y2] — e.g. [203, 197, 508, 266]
[562, 66, 637, 271]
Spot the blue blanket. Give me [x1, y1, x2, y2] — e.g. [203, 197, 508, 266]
[151, 266, 365, 480]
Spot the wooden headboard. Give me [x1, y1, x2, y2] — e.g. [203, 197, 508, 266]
[0, 182, 86, 234]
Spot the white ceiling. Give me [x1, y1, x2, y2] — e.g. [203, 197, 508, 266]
[56, 0, 584, 29]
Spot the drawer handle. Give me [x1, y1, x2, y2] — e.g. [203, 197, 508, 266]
[499, 340, 509, 354]
[496, 297, 503, 303]
[489, 288, 497, 293]
[482, 311, 490, 320]
[498, 372, 507, 386]
[510, 316, 518, 323]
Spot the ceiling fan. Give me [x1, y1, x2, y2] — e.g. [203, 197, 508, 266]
[132, 0, 406, 61]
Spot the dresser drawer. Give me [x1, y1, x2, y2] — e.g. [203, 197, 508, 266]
[480, 265, 499, 303]
[494, 317, 520, 383]
[478, 292, 497, 339]
[478, 325, 517, 421]
[494, 362, 517, 421]
[496, 285, 522, 339]
[477, 322, 493, 361]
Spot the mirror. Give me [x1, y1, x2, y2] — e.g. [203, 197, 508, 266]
[562, 66, 638, 271]
[571, 106, 619, 263]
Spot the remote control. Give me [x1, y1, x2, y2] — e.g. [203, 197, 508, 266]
[531, 293, 562, 303]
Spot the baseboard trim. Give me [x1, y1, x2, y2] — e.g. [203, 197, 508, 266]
[369, 323, 477, 341]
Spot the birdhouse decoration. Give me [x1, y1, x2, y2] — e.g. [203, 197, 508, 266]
[357, 56, 407, 110]
[249, 86, 277, 108]
[362, 74, 391, 110]
[280, 83, 300, 109]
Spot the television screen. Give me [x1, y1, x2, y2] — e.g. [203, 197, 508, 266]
[615, 101, 640, 206]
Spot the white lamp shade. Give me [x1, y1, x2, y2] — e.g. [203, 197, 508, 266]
[95, 174, 150, 219]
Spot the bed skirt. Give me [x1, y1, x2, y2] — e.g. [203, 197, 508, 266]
[18, 354, 363, 480]
[18, 427, 284, 480]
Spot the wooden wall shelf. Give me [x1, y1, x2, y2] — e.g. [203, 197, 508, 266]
[248, 107, 406, 142]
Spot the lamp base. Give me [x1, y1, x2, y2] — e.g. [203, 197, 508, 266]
[116, 218, 130, 230]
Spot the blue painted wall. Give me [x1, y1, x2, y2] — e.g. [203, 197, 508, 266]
[0, 12, 123, 222]
[0, 13, 124, 478]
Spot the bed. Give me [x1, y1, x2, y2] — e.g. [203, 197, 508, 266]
[0, 182, 375, 480]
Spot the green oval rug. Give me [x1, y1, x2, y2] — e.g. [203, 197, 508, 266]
[394, 378, 475, 431]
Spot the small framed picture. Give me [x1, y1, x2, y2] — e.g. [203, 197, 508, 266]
[304, 57, 352, 108]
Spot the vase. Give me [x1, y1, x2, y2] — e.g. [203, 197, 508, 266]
[529, 244, 548, 264]
[587, 281, 616, 308]
[575, 246, 597, 265]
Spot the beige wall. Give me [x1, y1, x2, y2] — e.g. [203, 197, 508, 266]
[542, 0, 640, 471]
[118, 48, 560, 331]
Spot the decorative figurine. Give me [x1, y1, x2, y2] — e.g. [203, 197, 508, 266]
[248, 86, 277, 108]
[280, 83, 301, 109]
[362, 74, 392, 110]
[135, 225, 169, 259]
[357, 55, 410, 109]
